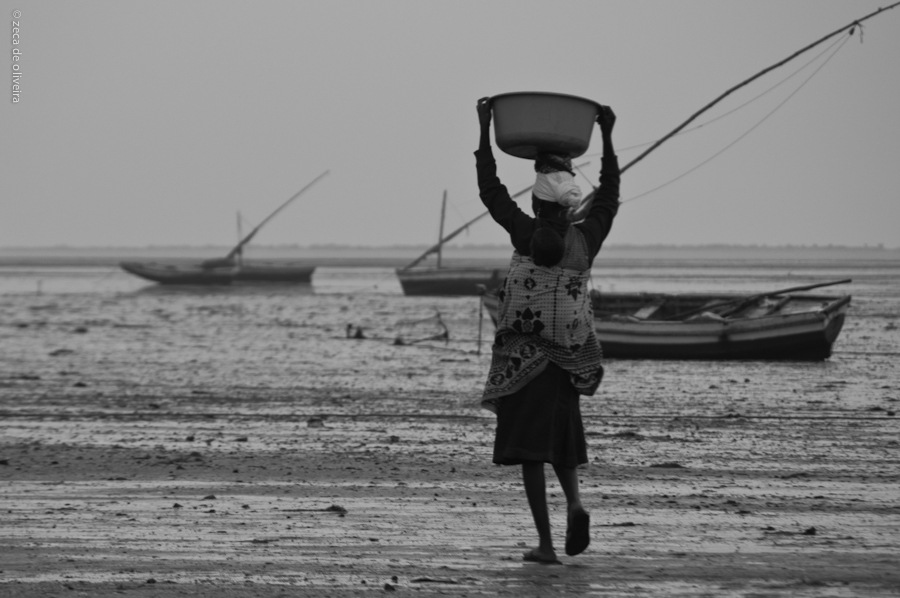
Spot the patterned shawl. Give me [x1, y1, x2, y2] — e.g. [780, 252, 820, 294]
[480, 249, 603, 413]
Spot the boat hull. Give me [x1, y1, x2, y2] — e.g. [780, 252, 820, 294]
[396, 267, 503, 296]
[120, 262, 315, 285]
[231, 264, 314, 283]
[482, 292, 850, 361]
[595, 310, 846, 360]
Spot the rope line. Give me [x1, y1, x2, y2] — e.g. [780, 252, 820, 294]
[621, 32, 852, 205]
[619, 2, 900, 175]
[584, 33, 850, 158]
[574, 162, 598, 189]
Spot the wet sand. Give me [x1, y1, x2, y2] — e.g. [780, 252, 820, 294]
[1, 270, 899, 596]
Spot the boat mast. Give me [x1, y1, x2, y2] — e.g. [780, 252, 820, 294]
[236, 211, 243, 268]
[566, 2, 900, 221]
[400, 160, 590, 270]
[619, 1, 900, 176]
[437, 190, 447, 269]
[398, 180, 543, 272]
[223, 169, 330, 262]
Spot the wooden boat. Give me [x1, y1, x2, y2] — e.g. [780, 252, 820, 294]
[398, 266, 503, 296]
[481, 280, 852, 360]
[231, 263, 315, 283]
[119, 261, 315, 285]
[396, 183, 549, 297]
[119, 261, 233, 285]
[120, 172, 328, 286]
[395, 190, 503, 296]
[397, 164, 591, 296]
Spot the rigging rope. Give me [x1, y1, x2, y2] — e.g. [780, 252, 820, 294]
[583, 32, 850, 158]
[574, 162, 597, 189]
[621, 32, 852, 205]
[618, 2, 900, 175]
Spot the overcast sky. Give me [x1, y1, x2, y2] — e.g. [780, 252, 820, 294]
[2, 0, 899, 249]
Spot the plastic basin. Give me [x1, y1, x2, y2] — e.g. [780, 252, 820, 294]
[491, 92, 601, 160]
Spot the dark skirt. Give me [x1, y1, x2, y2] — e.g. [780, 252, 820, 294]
[492, 361, 588, 468]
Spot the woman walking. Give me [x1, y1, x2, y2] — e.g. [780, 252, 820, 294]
[475, 97, 620, 563]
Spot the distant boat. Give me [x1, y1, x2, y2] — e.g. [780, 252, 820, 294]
[119, 261, 315, 285]
[396, 161, 596, 296]
[395, 190, 508, 297]
[120, 171, 328, 285]
[397, 266, 503, 296]
[482, 280, 852, 360]
[230, 263, 316, 283]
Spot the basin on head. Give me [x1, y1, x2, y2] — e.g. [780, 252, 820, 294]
[491, 92, 602, 160]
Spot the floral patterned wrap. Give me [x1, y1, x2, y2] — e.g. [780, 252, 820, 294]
[480, 252, 603, 413]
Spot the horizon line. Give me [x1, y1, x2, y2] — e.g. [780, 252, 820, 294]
[1, 242, 897, 251]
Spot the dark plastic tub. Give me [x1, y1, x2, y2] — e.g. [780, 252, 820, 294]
[491, 92, 602, 159]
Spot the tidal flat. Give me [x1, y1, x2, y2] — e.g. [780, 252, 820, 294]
[1, 254, 898, 596]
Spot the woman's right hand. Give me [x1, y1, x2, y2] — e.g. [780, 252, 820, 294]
[477, 97, 492, 128]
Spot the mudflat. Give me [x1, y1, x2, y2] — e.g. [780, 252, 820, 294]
[1, 270, 898, 596]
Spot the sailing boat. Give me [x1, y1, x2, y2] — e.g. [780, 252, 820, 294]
[120, 171, 329, 285]
[395, 191, 503, 296]
[396, 173, 570, 296]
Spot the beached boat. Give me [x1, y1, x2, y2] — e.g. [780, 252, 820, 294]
[119, 261, 232, 285]
[119, 261, 315, 285]
[397, 267, 503, 296]
[120, 171, 328, 286]
[395, 190, 503, 296]
[397, 165, 593, 296]
[481, 280, 852, 360]
[231, 263, 315, 283]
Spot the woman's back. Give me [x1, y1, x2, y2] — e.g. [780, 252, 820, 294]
[557, 226, 591, 271]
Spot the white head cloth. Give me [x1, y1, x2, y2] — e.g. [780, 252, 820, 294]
[533, 171, 583, 208]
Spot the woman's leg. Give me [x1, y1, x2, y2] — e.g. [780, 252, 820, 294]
[552, 464, 590, 556]
[522, 461, 557, 562]
[551, 464, 584, 513]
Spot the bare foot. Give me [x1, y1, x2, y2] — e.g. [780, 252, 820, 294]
[522, 546, 560, 564]
[565, 506, 590, 556]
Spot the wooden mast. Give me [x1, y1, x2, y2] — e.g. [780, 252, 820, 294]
[201, 170, 330, 269]
[399, 181, 537, 272]
[619, 1, 900, 177]
[437, 190, 447, 269]
[566, 2, 900, 221]
[236, 211, 243, 268]
[400, 161, 591, 271]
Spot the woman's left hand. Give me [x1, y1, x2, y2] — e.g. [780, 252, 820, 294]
[597, 105, 616, 134]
